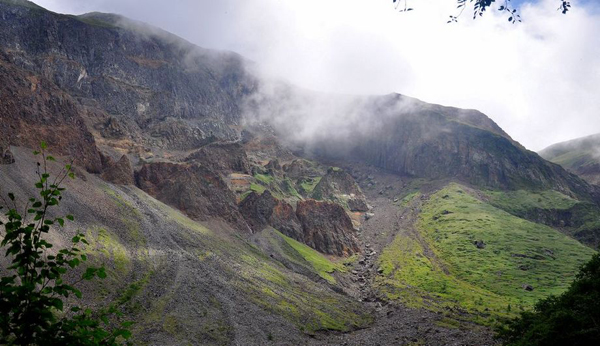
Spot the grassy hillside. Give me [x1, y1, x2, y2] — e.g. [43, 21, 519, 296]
[376, 183, 596, 323]
[540, 133, 600, 185]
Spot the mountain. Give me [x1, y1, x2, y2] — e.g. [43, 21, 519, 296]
[540, 133, 600, 186]
[0, 1, 599, 344]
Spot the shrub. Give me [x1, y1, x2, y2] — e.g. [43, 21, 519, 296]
[0, 143, 131, 344]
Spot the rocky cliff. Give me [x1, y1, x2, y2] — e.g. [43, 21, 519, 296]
[136, 162, 251, 232]
[296, 199, 360, 256]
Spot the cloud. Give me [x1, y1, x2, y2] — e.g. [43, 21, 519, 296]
[34, 0, 600, 151]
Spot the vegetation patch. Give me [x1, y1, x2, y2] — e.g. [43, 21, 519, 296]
[397, 191, 420, 207]
[233, 237, 370, 333]
[484, 189, 578, 215]
[250, 183, 266, 194]
[86, 228, 132, 277]
[298, 177, 322, 196]
[254, 173, 275, 185]
[377, 183, 595, 322]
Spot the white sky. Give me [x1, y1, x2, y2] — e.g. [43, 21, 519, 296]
[33, 0, 600, 151]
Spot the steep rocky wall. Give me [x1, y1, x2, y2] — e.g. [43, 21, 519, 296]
[296, 199, 360, 257]
[0, 2, 256, 149]
[136, 162, 251, 232]
[0, 52, 103, 172]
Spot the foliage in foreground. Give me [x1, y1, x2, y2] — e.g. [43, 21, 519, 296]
[498, 252, 600, 345]
[0, 143, 131, 344]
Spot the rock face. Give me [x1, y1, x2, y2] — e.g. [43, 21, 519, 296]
[240, 191, 361, 256]
[0, 2, 256, 153]
[296, 199, 360, 256]
[312, 168, 369, 212]
[262, 91, 598, 201]
[136, 162, 250, 232]
[283, 159, 320, 180]
[0, 52, 103, 172]
[186, 142, 251, 174]
[101, 154, 135, 185]
[239, 191, 303, 240]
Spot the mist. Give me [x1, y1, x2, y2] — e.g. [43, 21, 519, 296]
[34, 0, 600, 151]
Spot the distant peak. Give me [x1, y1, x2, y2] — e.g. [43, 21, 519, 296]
[0, 0, 44, 10]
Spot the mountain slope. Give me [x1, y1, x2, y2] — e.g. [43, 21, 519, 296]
[540, 133, 600, 186]
[0, 1, 599, 344]
[0, 147, 372, 345]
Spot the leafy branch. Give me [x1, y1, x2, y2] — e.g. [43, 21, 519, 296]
[0, 142, 132, 345]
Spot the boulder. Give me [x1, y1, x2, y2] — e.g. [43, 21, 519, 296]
[522, 284, 534, 291]
[0, 146, 15, 165]
[296, 199, 360, 256]
[474, 240, 486, 249]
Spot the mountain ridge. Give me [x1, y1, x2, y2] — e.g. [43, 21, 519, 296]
[540, 133, 600, 186]
[0, 1, 599, 344]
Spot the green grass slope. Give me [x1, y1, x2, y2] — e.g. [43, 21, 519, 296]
[376, 183, 596, 323]
[540, 133, 600, 185]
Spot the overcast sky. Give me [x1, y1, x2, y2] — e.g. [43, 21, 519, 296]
[33, 0, 600, 151]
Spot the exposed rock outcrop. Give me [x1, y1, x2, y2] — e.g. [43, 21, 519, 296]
[283, 159, 320, 180]
[0, 53, 103, 172]
[186, 142, 251, 174]
[101, 154, 135, 185]
[239, 191, 303, 240]
[312, 167, 369, 211]
[296, 199, 360, 256]
[136, 162, 250, 232]
[0, 2, 256, 152]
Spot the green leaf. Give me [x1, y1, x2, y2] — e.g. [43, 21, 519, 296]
[40, 141, 47, 150]
[66, 214, 74, 221]
[8, 193, 14, 201]
[57, 218, 64, 227]
[82, 267, 97, 280]
[97, 267, 107, 279]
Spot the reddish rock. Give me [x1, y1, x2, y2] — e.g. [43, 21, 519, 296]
[0, 54, 103, 173]
[296, 199, 360, 257]
[101, 154, 135, 185]
[136, 162, 250, 232]
[239, 190, 303, 240]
